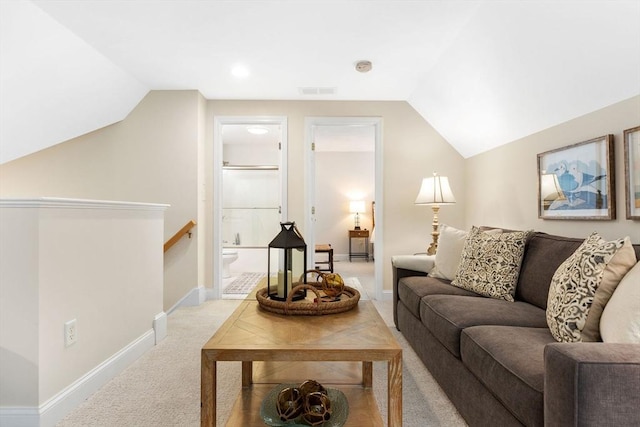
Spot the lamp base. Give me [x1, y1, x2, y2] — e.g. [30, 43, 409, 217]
[427, 205, 440, 255]
[426, 241, 437, 255]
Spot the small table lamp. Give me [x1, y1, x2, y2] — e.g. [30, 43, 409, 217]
[415, 173, 456, 255]
[349, 200, 365, 230]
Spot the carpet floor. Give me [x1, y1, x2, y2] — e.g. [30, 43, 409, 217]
[56, 299, 466, 427]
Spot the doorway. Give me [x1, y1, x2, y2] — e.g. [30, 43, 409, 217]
[304, 117, 383, 300]
[213, 116, 287, 299]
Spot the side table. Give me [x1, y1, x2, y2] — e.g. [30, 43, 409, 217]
[349, 229, 369, 262]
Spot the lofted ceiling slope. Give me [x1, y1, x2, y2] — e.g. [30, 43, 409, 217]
[1, 0, 639, 164]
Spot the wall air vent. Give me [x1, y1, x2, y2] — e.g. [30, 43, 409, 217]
[299, 87, 337, 95]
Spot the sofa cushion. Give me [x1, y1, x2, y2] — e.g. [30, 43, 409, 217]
[461, 326, 554, 427]
[397, 276, 479, 319]
[451, 226, 531, 301]
[516, 233, 583, 309]
[420, 294, 547, 357]
[546, 232, 626, 342]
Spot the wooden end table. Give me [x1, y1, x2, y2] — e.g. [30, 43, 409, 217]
[201, 297, 402, 426]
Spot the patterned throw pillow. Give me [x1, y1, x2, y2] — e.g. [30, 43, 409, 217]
[546, 232, 626, 343]
[451, 226, 530, 301]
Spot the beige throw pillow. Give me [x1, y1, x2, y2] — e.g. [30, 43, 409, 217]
[600, 261, 640, 343]
[428, 224, 468, 281]
[429, 225, 503, 281]
[581, 237, 636, 341]
[546, 232, 626, 343]
[451, 226, 530, 301]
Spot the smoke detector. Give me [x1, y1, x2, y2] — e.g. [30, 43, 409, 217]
[355, 60, 372, 73]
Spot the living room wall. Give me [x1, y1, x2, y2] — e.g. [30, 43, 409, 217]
[465, 95, 640, 243]
[0, 93, 464, 301]
[205, 100, 466, 294]
[0, 90, 203, 311]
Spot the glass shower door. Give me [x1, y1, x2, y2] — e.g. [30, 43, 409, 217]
[222, 166, 280, 248]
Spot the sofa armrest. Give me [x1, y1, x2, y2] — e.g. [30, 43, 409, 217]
[544, 342, 640, 427]
[391, 255, 434, 330]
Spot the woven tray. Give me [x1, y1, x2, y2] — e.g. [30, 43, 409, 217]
[256, 283, 360, 316]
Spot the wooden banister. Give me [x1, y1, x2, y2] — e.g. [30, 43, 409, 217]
[164, 220, 196, 253]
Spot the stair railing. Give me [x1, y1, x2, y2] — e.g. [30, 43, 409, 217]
[164, 220, 196, 253]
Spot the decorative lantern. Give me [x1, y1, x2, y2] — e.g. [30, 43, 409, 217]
[268, 222, 307, 301]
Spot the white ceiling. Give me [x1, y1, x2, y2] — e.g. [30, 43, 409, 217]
[1, 0, 639, 164]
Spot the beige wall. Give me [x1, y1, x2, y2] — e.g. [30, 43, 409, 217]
[465, 95, 640, 243]
[0, 200, 165, 410]
[205, 100, 466, 292]
[2, 92, 636, 301]
[0, 91, 202, 310]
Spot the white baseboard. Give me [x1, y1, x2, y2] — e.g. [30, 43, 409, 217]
[381, 289, 393, 300]
[0, 329, 155, 427]
[167, 286, 206, 314]
[153, 311, 167, 344]
[0, 407, 39, 427]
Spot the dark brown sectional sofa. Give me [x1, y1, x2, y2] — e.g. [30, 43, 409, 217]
[392, 232, 640, 426]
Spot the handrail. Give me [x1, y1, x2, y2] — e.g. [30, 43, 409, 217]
[164, 220, 196, 253]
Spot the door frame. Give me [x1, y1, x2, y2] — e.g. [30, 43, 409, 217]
[304, 116, 384, 300]
[212, 115, 288, 299]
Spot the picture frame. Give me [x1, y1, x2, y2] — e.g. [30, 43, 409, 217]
[537, 135, 615, 220]
[624, 126, 640, 220]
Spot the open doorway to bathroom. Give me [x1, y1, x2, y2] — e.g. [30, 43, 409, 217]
[304, 117, 383, 300]
[213, 117, 287, 299]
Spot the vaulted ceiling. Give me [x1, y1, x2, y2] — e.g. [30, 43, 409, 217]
[1, 0, 639, 164]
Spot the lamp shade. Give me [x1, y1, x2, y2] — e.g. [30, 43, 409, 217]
[349, 200, 365, 213]
[415, 174, 456, 205]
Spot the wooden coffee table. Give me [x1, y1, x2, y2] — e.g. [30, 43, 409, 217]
[201, 295, 402, 426]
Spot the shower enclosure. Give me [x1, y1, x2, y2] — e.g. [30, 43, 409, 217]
[222, 166, 280, 248]
[213, 117, 287, 297]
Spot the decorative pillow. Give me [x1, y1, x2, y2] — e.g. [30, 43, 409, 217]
[581, 237, 636, 341]
[429, 225, 503, 281]
[451, 226, 530, 301]
[546, 232, 626, 343]
[600, 261, 640, 343]
[428, 224, 469, 280]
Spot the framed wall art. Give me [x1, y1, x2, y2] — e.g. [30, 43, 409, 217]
[537, 135, 614, 220]
[624, 126, 640, 220]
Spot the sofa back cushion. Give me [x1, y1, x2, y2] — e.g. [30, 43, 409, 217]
[516, 232, 640, 309]
[516, 233, 583, 309]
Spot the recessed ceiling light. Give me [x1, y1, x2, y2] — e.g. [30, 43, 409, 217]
[247, 126, 269, 135]
[231, 64, 250, 79]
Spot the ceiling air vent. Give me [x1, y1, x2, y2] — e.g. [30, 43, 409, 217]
[299, 87, 337, 95]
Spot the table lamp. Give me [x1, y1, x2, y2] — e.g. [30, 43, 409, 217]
[415, 173, 456, 255]
[349, 200, 365, 230]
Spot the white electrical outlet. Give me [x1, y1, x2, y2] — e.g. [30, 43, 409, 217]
[65, 319, 77, 347]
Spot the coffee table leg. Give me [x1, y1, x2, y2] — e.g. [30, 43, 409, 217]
[362, 361, 373, 387]
[201, 354, 216, 427]
[242, 361, 253, 387]
[388, 352, 402, 426]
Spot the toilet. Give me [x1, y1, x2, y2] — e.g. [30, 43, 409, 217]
[222, 249, 239, 278]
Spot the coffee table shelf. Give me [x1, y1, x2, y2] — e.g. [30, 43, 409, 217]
[226, 382, 383, 427]
[201, 298, 402, 426]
